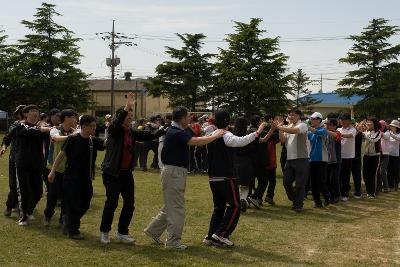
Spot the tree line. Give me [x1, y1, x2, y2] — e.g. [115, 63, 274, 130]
[1, 3, 400, 118]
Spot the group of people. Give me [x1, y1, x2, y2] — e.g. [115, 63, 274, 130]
[1, 92, 400, 250]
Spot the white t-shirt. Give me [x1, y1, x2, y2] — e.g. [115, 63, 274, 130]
[389, 132, 400, 157]
[50, 127, 61, 139]
[338, 126, 357, 159]
[381, 131, 391, 155]
[284, 121, 309, 160]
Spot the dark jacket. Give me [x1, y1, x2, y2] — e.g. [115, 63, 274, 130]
[101, 110, 165, 177]
[1, 121, 21, 162]
[14, 122, 46, 171]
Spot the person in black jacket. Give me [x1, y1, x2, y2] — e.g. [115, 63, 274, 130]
[0, 105, 25, 217]
[14, 105, 52, 226]
[99, 92, 166, 244]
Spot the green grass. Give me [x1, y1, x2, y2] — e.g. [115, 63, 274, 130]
[0, 135, 399, 266]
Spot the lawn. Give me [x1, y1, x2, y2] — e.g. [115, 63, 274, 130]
[0, 135, 399, 266]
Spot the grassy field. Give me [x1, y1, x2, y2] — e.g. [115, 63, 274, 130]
[0, 135, 399, 266]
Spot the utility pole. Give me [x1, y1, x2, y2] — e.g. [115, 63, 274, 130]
[96, 21, 137, 115]
[110, 20, 115, 115]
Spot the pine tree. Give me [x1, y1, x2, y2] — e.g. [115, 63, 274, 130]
[337, 18, 400, 117]
[146, 33, 214, 112]
[12, 2, 92, 112]
[213, 18, 292, 117]
[290, 68, 320, 109]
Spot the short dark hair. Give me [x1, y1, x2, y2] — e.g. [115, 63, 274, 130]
[60, 109, 77, 123]
[165, 114, 172, 121]
[48, 108, 60, 117]
[264, 114, 272, 122]
[234, 117, 249, 137]
[327, 118, 338, 126]
[214, 110, 230, 129]
[339, 112, 351, 121]
[22, 104, 39, 114]
[79, 115, 96, 126]
[250, 115, 261, 126]
[288, 109, 303, 117]
[172, 107, 188, 122]
[149, 115, 157, 123]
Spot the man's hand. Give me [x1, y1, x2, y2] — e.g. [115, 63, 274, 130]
[126, 92, 136, 108]
[256, 122, 266, 134]
[48, 170, 56, 183]
[0, 146, 6, 158]
[214, 129, 226, 137]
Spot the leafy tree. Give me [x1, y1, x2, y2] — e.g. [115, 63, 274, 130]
[337, 18, 400, 117]
[213, 18, 292, 117]
[146, 33, 214, 111]
[290, 68, 320, 110]
[9, 2, 92, 112]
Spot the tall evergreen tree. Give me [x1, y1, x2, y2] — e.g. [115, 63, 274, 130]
[213, 18, 292, 117]
[290, 68, 320, 109]
[11, 2, 92, 112]
[337, 18, 400, 117]
[0, 29, 22, 115]
[146, 33, 214, 111]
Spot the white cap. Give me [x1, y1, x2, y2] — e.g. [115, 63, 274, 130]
[310, 112, 323, 120]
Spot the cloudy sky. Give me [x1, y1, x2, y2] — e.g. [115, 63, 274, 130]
[1, 0, 400, 92]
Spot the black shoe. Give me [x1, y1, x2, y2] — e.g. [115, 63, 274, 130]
[264, 197, 276, 206]
[293, 206, 304, 213]
[314, 203, 323, 208]
[4, 208, 12, 217]
[247, 196, 261, 209]
[69, 233, 85, 240]
[142, 167, 148, 172]
[240, 199, 248, 212]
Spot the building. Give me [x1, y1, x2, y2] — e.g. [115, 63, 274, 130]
[87, 77, 171, 119]
[302, 92, 363, 118]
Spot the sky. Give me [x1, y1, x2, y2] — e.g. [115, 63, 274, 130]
[1, 0, 400, 93]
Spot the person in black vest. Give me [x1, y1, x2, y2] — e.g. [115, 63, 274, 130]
[49, 115, 105, 240]
[1, 105, 25, 217]
[204, 110, 266, 247]
[99, 93, 166, 244]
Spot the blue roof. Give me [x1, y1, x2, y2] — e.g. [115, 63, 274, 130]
[305, 92, 363, 105]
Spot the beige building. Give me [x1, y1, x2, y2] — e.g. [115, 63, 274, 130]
[87, 78, 171, 118]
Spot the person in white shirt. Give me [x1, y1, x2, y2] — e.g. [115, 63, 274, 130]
[356, 118, 382, 198]
[337, 113, 358, 201]
[387, 120, 400, 191]
[271, 109, 309, 212]
[379, 120, 391, 193]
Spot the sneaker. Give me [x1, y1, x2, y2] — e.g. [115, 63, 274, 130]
[4, 208, 12, 217]
[144, 229, 163, 245]
[202, 236, 213, 246]
[367, 194, 376, 199]
[314, 203, 323, 208]
[43, 216, 51, 227]
[212, 234, 234, 247]
[293, 206, 304, 213]
[69, 233, 85, 240]
[27, 214, 35, 221]
[165, 243, 187, 250]
[383, 188, 389, 193]
[353, 193, 362, 199]
[341, 197, 348, 202]
[240, 199, 248, 212]
[100, 232, 111, 244]
[116, 232, 135, 244]
[18, 218, 28, 226]
[264, 197, 276, 206]
[247, 196, 261, 209]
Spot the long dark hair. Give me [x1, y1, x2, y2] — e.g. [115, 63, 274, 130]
[233, 117, 249, 137]
[366, 117, 381, 132]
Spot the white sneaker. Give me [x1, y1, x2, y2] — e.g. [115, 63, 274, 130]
[212, 234, 234, 247]
[116, 233, 135, 244]
[340, 197, 348, 202]
[165, 243, 187, 250]
[100, 232, 111, 244]
[27, 214, 35, 221]
[144, 229, 163, 245]
[18, 219, 28, 226]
